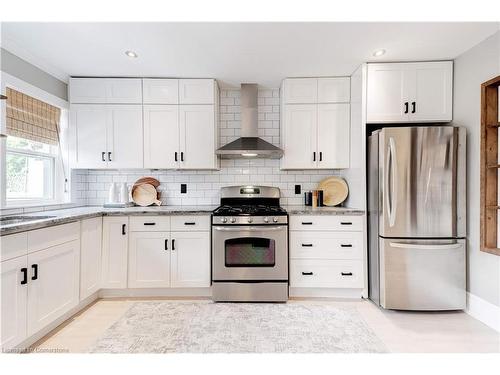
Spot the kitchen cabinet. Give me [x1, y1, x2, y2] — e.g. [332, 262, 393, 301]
[102, 217, 129, 289]
[69, 78, 142, 104]
[170, 231, 210, 287]
[317, 77, 350, 103]
[80, 217, 102, 300]
[317, 104, 350, 168]
[71, 104, 143, 169]
[179, 79, 215, 104]
[283, 78, 318, 104]
[367, 61, 453, 123]
[143, 79, 179, 104]
[27, 240, 80, 336]
[0, 256, 28, 349]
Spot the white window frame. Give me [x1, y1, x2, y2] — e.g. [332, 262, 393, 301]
[1, 72, 70, 209]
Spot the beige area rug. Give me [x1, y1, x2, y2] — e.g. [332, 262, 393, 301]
[90, 301, 387, 353]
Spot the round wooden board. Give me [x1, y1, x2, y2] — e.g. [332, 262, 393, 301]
[132, 183, 161, 206]
[317, 176, 349, 206]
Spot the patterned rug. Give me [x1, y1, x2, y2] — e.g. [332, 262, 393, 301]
[90, 301, 387, 353]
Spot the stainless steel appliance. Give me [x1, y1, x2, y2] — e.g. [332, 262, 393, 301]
[368, 126, 466, 310]
[212, 186, 288, 302]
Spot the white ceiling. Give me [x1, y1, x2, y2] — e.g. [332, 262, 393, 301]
[1, 22, 498, 87]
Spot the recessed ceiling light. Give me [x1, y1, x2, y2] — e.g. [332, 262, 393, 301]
[372, 49, 386, 57]
[125, 50, 138, 58]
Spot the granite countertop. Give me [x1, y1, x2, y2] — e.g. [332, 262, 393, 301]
[283, 205, 365, 216]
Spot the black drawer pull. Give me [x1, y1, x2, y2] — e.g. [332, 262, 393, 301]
[184, 222, 196, 226]
[108, 152, 112, 162]
[122, 224, 126, 235]
[21, 268, 28, 285]
[340, 222, 352, 225]
[143, 222, 156, 226]
[31, 264, 38, 280]
[164, 239, 168, 251]
[313, 152, 316, 162]
[341, 272, 353, 276]
[301, 244, 313, 247]
[181, 152, 184, 162]
[319, 151, 322, 161]
[175, 152, 178, 162]
[404, 102, 409, 114]
[301, 222, 313, 225]
[340, 244, 353, 248]
[172, 239, 175, 250]
[101, 151, 106, 162]
[411, 101, 416, 113]
[302, 271, 313, 276]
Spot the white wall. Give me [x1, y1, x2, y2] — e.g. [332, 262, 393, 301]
[453, 31, 500, 307]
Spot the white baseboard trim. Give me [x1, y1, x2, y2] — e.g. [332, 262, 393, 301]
[99, 287, 212, 298]
[466, 292, 500, 332]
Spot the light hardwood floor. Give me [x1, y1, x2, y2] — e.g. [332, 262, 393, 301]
[34, 298, 500, 353]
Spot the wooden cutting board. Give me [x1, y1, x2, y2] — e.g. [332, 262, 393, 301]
[317, 176, 349, 206]
[132, 183, 161, 206]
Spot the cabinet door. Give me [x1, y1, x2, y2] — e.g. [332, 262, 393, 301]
[128, 232, 171, 288]
[283, 78, 318, 104]
[317, 77, 350, 103]
[179, 105, 216, 169]
[102, 217, 128, 289]
[71, 105, 108, 169]
[170, 231, 210, 287]
[107, 105, 144, 169]
[179, 79, 215, 104]
[80, 217, 102, 300]
[0, 256, 28, 349]
[143, 105, 180, 169]
[143, 79, 179, 104]
[281, 104, 317, 169]
[69, 78, 107, 103]
[410, 61, 453, 122]
[105, 78, 142, 104]
[27, 240, 80, 336]
[367, 64, 410, 123]
[317, 103, 350, 169]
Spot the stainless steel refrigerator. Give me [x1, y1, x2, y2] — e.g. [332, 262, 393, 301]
[368, 126, 466, 310]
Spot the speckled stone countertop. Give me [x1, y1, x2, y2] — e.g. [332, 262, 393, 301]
[283, 205, 365, 216]
[0, 205, 217, 235]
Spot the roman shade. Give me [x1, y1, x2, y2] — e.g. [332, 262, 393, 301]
[6, 87, 61, 145]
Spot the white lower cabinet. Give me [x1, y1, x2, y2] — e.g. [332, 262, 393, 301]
[290, 259, 363, 288]
[80, 217, 102, 300]
[170, 231, 210, 287]
[0, 256, 28, 349]
[102, 217, 129, 289]
[128, 232, 171, 288]
[27, 240, 80, 336]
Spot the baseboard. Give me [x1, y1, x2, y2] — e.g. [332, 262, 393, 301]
[466, 292, 500, 332]
[99, 287, 212, 298]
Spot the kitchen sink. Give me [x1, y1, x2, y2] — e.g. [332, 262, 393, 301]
[0, 215, 56, 226]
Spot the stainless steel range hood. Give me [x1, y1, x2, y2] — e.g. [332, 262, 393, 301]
[216, 84, 283, 159]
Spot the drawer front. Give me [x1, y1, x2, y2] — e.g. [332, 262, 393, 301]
[0, 232, 28, 262]
[170, 215, 210, 231]
[129, 216, 170, 232]
[27, 222, 80, 253]
[289, 215, 363, 231]
[290, 259, 363, 288]
[290, 231, 363, 260]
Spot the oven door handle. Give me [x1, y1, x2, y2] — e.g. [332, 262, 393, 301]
[212, 226, 287, 232]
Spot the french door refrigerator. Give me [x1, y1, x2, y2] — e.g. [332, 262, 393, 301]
[368, 126, 466, 310]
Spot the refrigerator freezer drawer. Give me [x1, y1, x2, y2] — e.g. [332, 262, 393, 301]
[379, 238, 466, 310]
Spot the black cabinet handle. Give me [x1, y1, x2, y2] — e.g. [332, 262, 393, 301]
[341, 272, 353, 276]
[301, 244, 313, 247]
[108, 152, 112, 162]
[172, 239, 175, 250]
[180, 152, 184, 162]
[319, 151, 322, 161]
[313, 152, 316, 162]
[164, 239, 168, 251]
[301, 222, 313, 225]
[404, 102, 409, 114]
[302, 271, 313, 276]
[21, 268, 28, 285]
[31, 264, 38, 280]
[184, 222, 196, 226]
[175, 152, 178, 162]
[102, 152, 106, 162]
[143, 222, 156, 226]
[411, 101, 416, 113]
[340, 244, 353, 248]
[122, 224, 126, 235]
[340, 222, 352, 225]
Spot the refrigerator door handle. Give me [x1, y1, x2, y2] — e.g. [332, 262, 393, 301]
[389, 242, 462, 250]
[386, 137, 397, 227]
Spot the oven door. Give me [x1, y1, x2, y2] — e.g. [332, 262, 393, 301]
[212, 225, 288, 281]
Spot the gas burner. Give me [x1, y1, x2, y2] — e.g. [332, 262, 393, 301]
[213, 204, 287, 217]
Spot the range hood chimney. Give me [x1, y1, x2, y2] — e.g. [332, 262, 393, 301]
[216, 83, 283, 159]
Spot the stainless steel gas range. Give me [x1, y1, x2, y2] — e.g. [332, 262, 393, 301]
[211, 186, 288, 302]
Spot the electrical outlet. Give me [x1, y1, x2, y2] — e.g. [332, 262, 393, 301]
[295, 184, 301, 194]
[181, 184, 187, 194]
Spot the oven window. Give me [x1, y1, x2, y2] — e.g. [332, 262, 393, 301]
[225, 237, 275, 267]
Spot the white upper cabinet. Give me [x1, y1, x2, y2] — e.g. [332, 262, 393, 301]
[70, 78, 142, 104]
[143, 105, 180, 169]
[317, 77, 350, 103]
[283, 78, 318, 104]
[142, 79, 179, 104]
[317, 104, 350, 169]
[179, 79, 215, 104]
[80, 217, 102, 301]
[367, 61, 453, 123]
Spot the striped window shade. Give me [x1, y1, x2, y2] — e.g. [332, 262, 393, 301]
[6, 87, 61, 145]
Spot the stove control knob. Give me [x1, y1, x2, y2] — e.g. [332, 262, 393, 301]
[230, 217, 236, 223]
[263, 217, 269, 223]
[221, 217, 227, 223]
[247, 217, 253, 223]
[273, 217, 279, 223]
